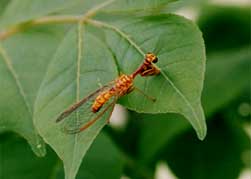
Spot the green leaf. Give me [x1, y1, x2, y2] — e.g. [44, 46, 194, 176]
[0, 25, 67, 156]
[77, 133, 123, 179]
[0, 132, 123, 179]
[34, 26, 119, 179]
[163, 117, 250, 179]
[102, 15, 206, 139]
[161, 0, 209, 13]
[0, 0, 81, 28]
[0, 0, 10, 16]
[202, 47, 251, 117]
[34, 14, 206, 179]
[198, 5, 251, 53]
[0, 134, 58, 179]
[103, 0, 177, 13]
[48, 0, 176, 16]
[55, 133, 124, 179]
[138, 113, 189, 164]
[0, 0, 176, 28]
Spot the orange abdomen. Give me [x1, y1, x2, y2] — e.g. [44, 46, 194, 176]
[92, 74, 133, 113]
[92, 91, 114, 113]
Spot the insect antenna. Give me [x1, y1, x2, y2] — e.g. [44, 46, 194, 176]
[153, 34, 165, 56]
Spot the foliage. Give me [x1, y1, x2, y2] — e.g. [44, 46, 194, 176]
[0, 1, 249, 179]
[0, 132, 123, 179]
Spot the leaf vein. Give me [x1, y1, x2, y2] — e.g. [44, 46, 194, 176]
[68, 22, 83, 179]
[0, 45, 32, 115]
[88, 20, 203, 133]
[159, 70, 203, 133]
[87, 19, 145, 56]
[37, 79, 75, 115]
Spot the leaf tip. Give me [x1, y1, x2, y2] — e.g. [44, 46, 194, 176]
[196, 122, 207, 141]
[30, 140, 47, 157]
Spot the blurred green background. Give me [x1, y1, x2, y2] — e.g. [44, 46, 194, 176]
[0, 0, 250, 179]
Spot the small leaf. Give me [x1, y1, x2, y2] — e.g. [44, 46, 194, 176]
[0, 25, 67, 156]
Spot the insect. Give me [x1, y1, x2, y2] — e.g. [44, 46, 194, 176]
[56, 52, 160, 134]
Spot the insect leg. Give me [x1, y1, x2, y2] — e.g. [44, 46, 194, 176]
[78, 102, 116, 132]
[134, 87, 156, 102]
[127, 86, 135, 93]
[141, 68, 160, 76]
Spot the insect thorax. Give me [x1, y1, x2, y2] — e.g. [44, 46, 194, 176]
[115, 74, 133, 96]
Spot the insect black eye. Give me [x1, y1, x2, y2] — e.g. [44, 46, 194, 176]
[152, 57, 158, 63]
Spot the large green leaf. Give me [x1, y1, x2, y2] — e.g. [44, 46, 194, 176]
[0, 132, 123, 179]
[0, 0, 176, 28]
[0, 25, 67, 156]
[34, 14, 206, 179]
[202, 47, 251, 117]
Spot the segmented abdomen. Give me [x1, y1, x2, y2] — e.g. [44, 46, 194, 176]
[92, 74, 133, 113]
[91, 90, 114, 113]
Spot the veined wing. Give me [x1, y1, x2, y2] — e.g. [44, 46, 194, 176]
[56, 83, 116, 134]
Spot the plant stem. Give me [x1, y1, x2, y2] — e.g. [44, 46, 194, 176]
[0, 16, 81, 41]
[33, 15, 81, 25]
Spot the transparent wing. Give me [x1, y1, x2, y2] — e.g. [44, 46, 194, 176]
[56, 83, 116, 134]
[61, 96, 117, 134]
